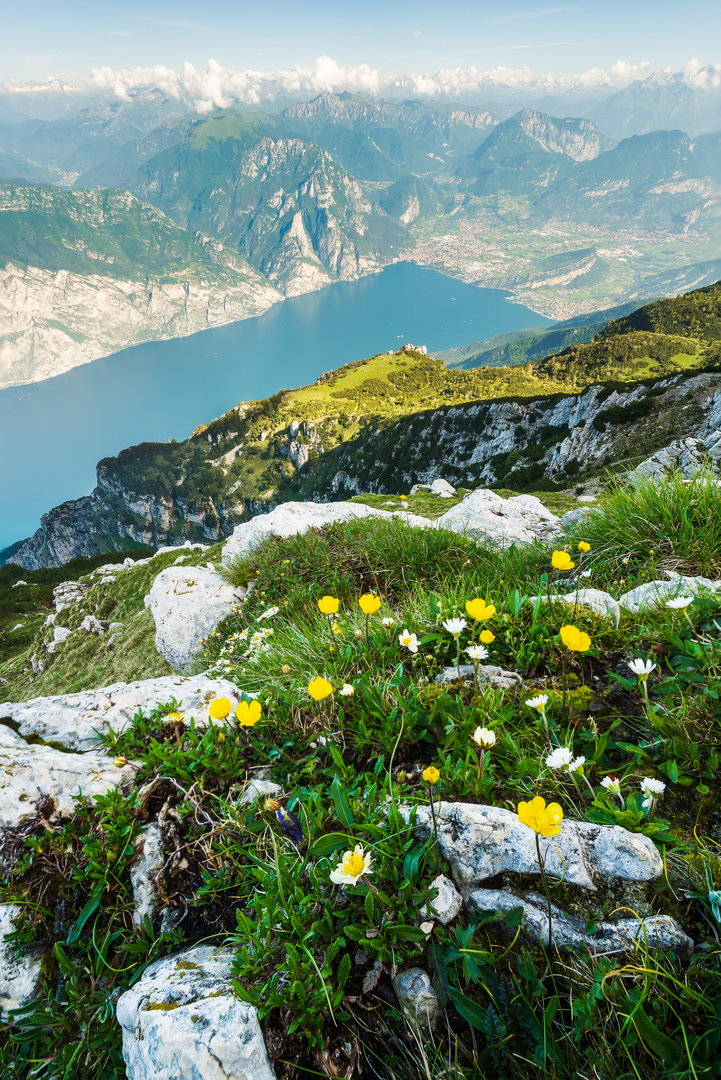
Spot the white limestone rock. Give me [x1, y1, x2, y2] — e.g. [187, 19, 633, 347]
[577, 494, 597, 503]
[628, 437, 720, 485]
[436, 489, 561, 546]
[467, 888, 694, 954]
[430, 478, 456, 497]
[0, 904, 44, 1016]
[11, 580, 28, 588]
[0, 724, 136, 829]
[80, 614, 105, 634]
[393, 968, 441, 1030]
[0, 674, 242, 751]
[238, 778, 283, 806]
[619, 576, 719, 613]
[116, 945, 275, 1080]
[405, 802, 663, 892]
[530, 588, 621, 627]
[131, 824, 166, 929]
[53, 580, 88, 612]
[46, 626, 72, 653]
[436, 663, 521, 690]
[148, 566, 246, 671]
[222, 500, 430, 561]
[421, 874, 463, 925]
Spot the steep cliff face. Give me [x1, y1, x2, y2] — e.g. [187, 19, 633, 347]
[0, 183, 282, 387]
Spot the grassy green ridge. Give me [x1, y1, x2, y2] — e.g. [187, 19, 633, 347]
[0, 180, 262, 284]
[2, 474, 721, 1078]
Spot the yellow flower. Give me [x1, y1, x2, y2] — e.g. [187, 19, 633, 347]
[578, 541, 591, 553]
[465, 598, 496, 622]
[318, 595, 340, 615]
[551, 550, 575, 571]
[236, 700, 262, 727]
[332, 622, 341, 635]
[423, 765, 440, 784]
[167, 711, 184, 722]
[114, 755, 127, 768]
[517, 796, 563, 837]
[282, 664, 290, 674]
[479, 629, 495, 644]
[358, 594, 382, 615]
[400, 494, 408, 500]
[283, 559, 290, 564]
[217, 731, 225, 743]
[560, 624, 591, 652]
[308, 677, 333, 701]
[209, 697, 232, 720]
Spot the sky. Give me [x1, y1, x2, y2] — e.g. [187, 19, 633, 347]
[1, 0, 720, 90]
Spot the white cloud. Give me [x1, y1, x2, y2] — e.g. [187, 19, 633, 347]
[49, 55, 718, 112]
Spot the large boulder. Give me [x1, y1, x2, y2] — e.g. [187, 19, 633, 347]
[530, 588, 621, 627]
[222, 500, 429, 561]
[0, 725, 136, 829]
[0, 675, 241, 751]
[0, 904, 44, 1016]
[405, 802, 663, 892]
[436, 489, 561, 545]
[147, 567, 246, 671]
[619, 576, 720, 613]
[116, 945, 275, 1080]
[467, 888, 693, 953]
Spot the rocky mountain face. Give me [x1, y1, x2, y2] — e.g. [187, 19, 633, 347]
[124, 115, 408, 295]
[0, 182, 281, 387]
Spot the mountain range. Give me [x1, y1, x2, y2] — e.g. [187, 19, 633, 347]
[0, 87, 719, 386]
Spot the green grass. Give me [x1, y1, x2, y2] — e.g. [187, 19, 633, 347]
[2, 479, 721, 1079]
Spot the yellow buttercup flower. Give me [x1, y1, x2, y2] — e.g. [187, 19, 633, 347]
[423, 765, 440, 784]
[551, 550, 575, 571]
[332, 622, 341, 635]
[479, 629, 495, 644]
[236, 700, 262, 727]
[209, 697, 231, 720]
[465, 598, 496, 622]
[358, 594, 382, 615]
[578, 541, 591, 553]
[560, 624, 591, 652]
[517, 796, 563, 837]
[114, 755, 127, 768]
[318, 596, 340, 615]
[308, 677, 333, 701]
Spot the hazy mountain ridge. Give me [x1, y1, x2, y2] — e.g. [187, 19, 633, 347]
[9, 282, 720, 568]
[0, 181, 281, 387]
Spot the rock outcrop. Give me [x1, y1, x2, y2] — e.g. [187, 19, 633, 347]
[147, 567, 246, 671]
[0, 904, 44, 1016]
[0, 674, 241, 750]
[116, 945, 275, 1080]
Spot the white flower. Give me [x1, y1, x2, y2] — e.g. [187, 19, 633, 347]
[382, 617, 394, 628]
[250, 632, 263, 645]
[568, 755, 585, 774]
[354, 629, 364, 640]
[258, 606, 279, 620]
[601, 776, 622, 796]
[546, 746, 573, 770]
[466, 644, 489, 661]
[399, 629, 419, 653]
[339, 683, 355, 697]
[472, 726, 496, 748]
[580, 569, 592, 578]
[666, 596, 693, 609]
[641, 777, 666, 808]
[526, 694, 549, 711]
[443, 617, 467, 638]
[238, 629, 249, 640]
[330, 845, 373, 886]
[628, 658, 655, 678]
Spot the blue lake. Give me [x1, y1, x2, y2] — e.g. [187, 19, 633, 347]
[0, 262, 552, 551]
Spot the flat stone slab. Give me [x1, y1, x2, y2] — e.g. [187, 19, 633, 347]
[436, 489, 561, 546]
[0, 675, 241, 751]
[619, 577, 720, 613]
[530, 588, 621, 626]
[405, 801, 663, 892]
[148, 566, 246, 671]
[116, 944, 275, 1080]
[0, 725, 136, 829]
[467, 888, 693, 954]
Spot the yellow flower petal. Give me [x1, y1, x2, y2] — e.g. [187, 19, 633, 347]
[308, 677, 333, 701]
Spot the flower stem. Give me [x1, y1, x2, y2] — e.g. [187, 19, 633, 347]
[428, 782, 441, 870]
[535, 832, 554, 956]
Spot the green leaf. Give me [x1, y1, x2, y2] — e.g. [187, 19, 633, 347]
[311, 832, 352, 857]
[387, 924, 428, 942]
[448, 985, 488, 1030]
[632, 1006, 681, 1062]
[364, 890, 375, 924]
[66, 893, 100, 944]
[330, 777, 354, 828]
